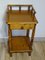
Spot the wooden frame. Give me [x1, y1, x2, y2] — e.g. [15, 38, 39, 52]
[6, 4, 38, 57]
[7, 5, 36, 16]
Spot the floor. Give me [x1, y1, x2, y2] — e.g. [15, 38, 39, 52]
[0, 41, 45, 60]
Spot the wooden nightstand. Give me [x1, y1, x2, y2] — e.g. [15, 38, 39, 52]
[6, 5, 38, 57]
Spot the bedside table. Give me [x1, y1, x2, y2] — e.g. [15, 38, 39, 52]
[6, 5, 38, 57]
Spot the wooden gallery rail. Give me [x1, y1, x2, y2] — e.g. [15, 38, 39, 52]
[6, 4, 38, 57]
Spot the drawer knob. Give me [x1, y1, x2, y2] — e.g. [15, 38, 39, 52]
[21, 26, 24, 29]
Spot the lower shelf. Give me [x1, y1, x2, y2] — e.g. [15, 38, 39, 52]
[8, 36, 32, 53]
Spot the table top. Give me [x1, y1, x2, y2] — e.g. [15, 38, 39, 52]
[6, 5, 38, 25]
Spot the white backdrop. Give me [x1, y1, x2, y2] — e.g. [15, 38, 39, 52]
[0, 0, 45, 38]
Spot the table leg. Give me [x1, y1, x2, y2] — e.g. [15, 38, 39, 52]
[8, 24, 12, 57]
[26, 29, 29, 37]
[31, 24, 36, 46]
[26, 30, 31, 56]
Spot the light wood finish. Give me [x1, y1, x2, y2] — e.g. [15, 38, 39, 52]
[8, 36, 32, 53]
[0, 41, 45, 60]
[10, 24, 34, 30]
[6, 4, 38, 57]
[26, 30, 29, 37]
[7, 4, 36, 13]
[7, 11, 38, 24]
[31, 24, 36, 46]
[8, 24, 12, 56]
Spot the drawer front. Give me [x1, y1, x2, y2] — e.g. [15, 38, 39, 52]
[10, 24, 34, 30]
[10, 24, 21, 29]
[23, 24, 34, 29]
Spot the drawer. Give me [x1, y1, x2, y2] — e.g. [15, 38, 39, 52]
[23, 24, 34, 29]
[10, 24, 21, 29]
[10, 24, 34, 30]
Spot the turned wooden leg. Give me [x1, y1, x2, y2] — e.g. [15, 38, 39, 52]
[26, 30, 30, 47]
[26, 29, 29, 37]
[31, 24, 36, 46]
[26, 30, 31, 56]
[8, 24, 12, 57]
[8, 40, 12, 57]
